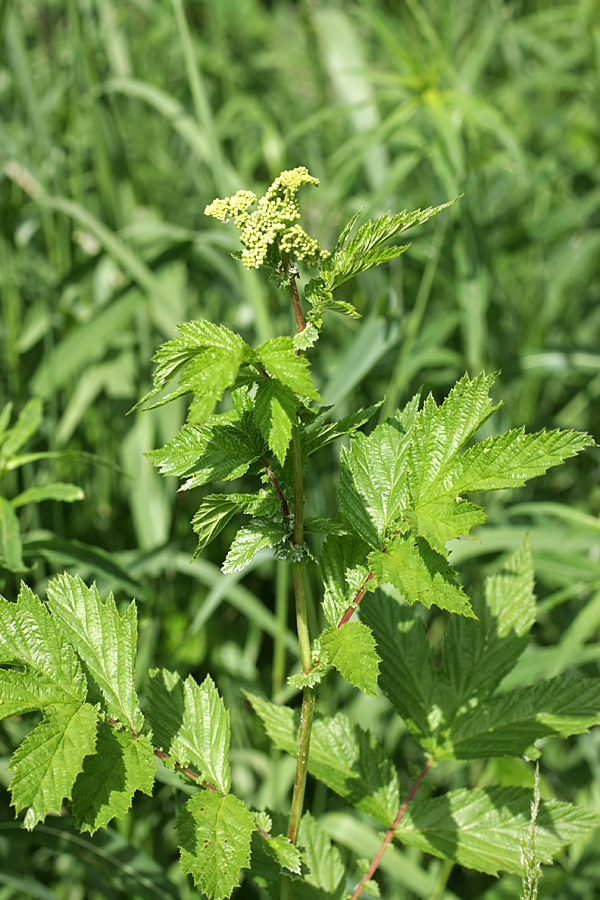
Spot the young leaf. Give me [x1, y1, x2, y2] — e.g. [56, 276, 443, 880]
[253, 378, 298, 464]
[222, 521, 290, 575]
[46, 574, 143, 731]
[319, 622, 380, 696]
[192, 495, 239, 558]
[369, 535, 475, 618]
[71, 727, 155, 833]
[256, 336, 322, 401]
[261, 833, 303, 875]
[246, 693, 399, 826]
[134, 320, 252, 418]
[395, 786, 600, 876]
[146, 669, 231, 793]
[10, 702, 99, 829]
[178, 791, 255, 900]
[321, 200, 457, 290]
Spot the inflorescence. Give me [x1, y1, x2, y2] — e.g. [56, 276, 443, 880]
[204, 167, 329, 269]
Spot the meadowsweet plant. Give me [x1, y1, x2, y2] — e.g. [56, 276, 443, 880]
[0, 168, 599, 899]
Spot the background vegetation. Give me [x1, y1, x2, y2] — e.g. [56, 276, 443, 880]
[1, 0, 599, 897]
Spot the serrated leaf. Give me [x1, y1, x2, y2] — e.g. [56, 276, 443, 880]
[369, 534, 475, 618]
[46, 574, 142, 731]
[191, 495, 239, 558]
[443, 676, 600, 760]
[135, 320, 251, 416]
[222, 521, 289, 575]
[254, 378, 298, 464]
[293, 322, 320, 349]
[395, 786, 600, 875]
[360, 593, 435, 741]
[262, 833, 302, 875]
[147, 418, 262, 490]
[10, 702, 98, 829]
[11, 482, 85, 508]
[72, 727, 155, 833]
[319, 533, 371, 626]
[146, 669, 230, 792]
[0, 497, 27, 573]
[246, 693, 399, 825]
[257, 336, 321, 401]
[298, 813, 345, 894]
[0, 397, 42, 462]
[303, 402, 382, 457]
[287, 660, 329, 690]
[178, 792, 255, 900]
[321, 200, 457, 290]
[0, 582, 87, 702]
[0, 668, 77, 718]
[320, 622, 380, 696]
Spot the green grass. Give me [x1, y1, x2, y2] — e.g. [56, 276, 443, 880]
[1, 1, 599, 897]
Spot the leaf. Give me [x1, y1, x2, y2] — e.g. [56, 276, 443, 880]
[369, 534, 475, 618]
[222, 521, 289, 575]
[0, 496, 27, 573]
[247, 693, 399, 825]
[253, 378, 298, 464]
[395, 786, 600, 875]
[321, 200, 457, 290]
[11, 483, 85, 508]
[360, 593, 435, 741]
[320, 622, 380, 696]
[0, 397, 42, 463]
[298, 812, 346, 894]
[319, 533, 372, 626]
[261, 834, 302, 875]
[72, 727, 155, 833]
[146, 669, 231, 793]
[0, 582, 87, 702]
[257, 336, 321, 401]
[191, 495, 239, 559]
[303, 402, 382, 457]
[10, 702, 99, 829]
[178, 792, 255, 900]
[443, 676, 600, 760]
[147, 418, 262, 490]
[135, 320, 251, 417]
[46, 574, 143, 731]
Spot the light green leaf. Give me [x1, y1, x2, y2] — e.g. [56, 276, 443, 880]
[178, 792, 255, 900]
[322, 200, 457, 290]
[262, 834, 302, 875]
[10, 702, 98, 829]
[191, 495, 239, 559]
[247, 693, 399, 826]
[253, 378, 298, 464]
[369, 535, 475, 618]
[320, 622, 380, 696]
[46, 574, 142, 731]
[12, 483, 84, 508]
[0, 582, 87, 702]
[449, 427, 596, 495]
[444, 676, 600, 760]
[360, 593, 435, 741]
[0, 669, 76, 718]
[146, 669, 230, 793]
[404, 497, 486, 557]
[0, 398, 42, 462]
[319, 533, 371, 626]
[222, 522, 289, 575]
[298, 812, 346, 894]
[303, 402, 382, 457]
[0, 497, 27, 573]
[396, 786, 600, 875]
[72, 727, 155, 833]
[257, 336, 321, 401]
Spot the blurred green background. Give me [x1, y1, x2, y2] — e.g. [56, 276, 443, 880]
[1, 1, 599, 897]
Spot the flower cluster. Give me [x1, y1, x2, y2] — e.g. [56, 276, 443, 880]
[204, 167, 329, 269]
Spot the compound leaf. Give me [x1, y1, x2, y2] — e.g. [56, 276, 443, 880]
[10, 702, 98, 829]
[146, 669, 230, 793]
[178, 791, 255, 900]
[47, 574, 142, 731]
[320, 622, 380, 696]
[396, 786, 600, 875]
[72, 727, 155, 833]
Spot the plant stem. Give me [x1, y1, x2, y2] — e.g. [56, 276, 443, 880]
[351, 758, 432, 900]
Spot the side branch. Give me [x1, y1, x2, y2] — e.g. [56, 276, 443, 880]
[351, 758, 433, 900]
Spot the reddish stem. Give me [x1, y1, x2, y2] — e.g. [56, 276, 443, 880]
[337, 571, 374, 626]
[263, 457, 290, 519]
[282, 253, 305, 333]
[351, 758, 433, 900]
